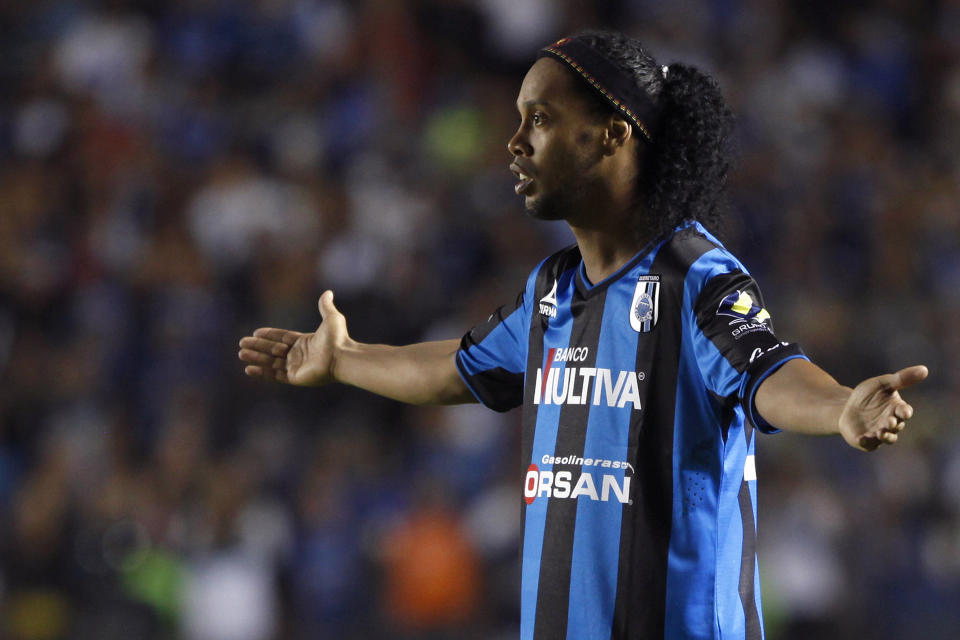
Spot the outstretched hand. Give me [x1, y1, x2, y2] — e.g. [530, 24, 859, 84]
[839, 365, 928, 451]
[239, 290, 348, 386]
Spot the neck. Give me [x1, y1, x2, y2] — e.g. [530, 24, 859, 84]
[561, 145, 645, 283]
[568, 186, 648, 284]
[570, 212, 647, 284]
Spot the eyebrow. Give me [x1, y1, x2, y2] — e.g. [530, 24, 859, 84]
[517, 100, 551, 111]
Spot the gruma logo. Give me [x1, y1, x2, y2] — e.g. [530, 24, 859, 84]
[717, 290, 770, 324]
[523, 458, 633, 505]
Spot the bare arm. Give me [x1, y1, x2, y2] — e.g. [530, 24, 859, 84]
[333, 339, 476, 405]
[754, 358, 928, 451]
[239, 290, 476, 406]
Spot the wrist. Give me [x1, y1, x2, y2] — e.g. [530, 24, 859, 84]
[332, 336, 369, 385]
[328, 337, 351, 384]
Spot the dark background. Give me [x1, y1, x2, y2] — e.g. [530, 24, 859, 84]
[0, 1, 958, 638]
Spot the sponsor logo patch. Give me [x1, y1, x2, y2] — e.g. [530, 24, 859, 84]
[717, 290, 770, 324]
[534, 348, 646, 409]
[523, 456, 633, 505]
[539, 280, 558, 318]
[717, 290, 773, 340]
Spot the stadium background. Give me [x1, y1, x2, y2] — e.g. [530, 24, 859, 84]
[1, 1, 958, 639]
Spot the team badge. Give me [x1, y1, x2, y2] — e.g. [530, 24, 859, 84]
[630, 275, 660, 332]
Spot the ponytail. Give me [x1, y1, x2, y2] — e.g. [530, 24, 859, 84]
[641, 63, 734, 239]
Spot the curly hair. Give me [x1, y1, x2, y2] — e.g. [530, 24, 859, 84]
[568, 31, 734, 242]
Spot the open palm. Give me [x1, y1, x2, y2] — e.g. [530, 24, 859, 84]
[839, 365, 928, 451]
[239, 291, 347, 386]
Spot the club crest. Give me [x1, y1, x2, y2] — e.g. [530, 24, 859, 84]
[630, 275, 660, 332]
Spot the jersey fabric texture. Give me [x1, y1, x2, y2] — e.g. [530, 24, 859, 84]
[456, 221, 807, 640]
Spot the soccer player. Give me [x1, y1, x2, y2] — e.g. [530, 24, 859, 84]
[239, 31, 927, 640]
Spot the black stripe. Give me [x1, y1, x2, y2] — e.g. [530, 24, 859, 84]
[520, 247, 582, 575]
[739, 411, 762, 639]
[532, 284, 607, 640]
[710, 390, 739, 443]
[521, 248, 582, 478]
[693, 270, 754, 331]
[466, 290, 527, 345]
[737, 474, 762, 639]
[456, 361, 524, 412]
[457, 288, 529, 412]
[611, 227, 718, 639]
[693, 270, 771, 374]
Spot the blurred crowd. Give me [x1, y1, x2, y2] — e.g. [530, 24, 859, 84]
[0, 1, 958, 639]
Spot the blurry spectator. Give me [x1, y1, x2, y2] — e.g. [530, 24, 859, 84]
[187, 156, 321, 273]
[381, 491, 481, 637]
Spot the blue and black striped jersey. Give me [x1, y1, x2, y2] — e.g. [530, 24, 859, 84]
[456, 222, 807, 640]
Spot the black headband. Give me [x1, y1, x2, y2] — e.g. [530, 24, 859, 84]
[537, 36, 658, 142]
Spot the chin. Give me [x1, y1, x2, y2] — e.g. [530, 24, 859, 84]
[524, 194, 565, 221]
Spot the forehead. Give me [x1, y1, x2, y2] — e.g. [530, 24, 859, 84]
[516, 57, 585, 109]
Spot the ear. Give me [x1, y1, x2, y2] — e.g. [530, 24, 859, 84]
[601, 115, 633, 155]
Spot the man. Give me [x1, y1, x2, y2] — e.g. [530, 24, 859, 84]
[239, 31, 927, 640]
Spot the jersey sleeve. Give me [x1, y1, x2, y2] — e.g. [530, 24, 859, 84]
[456, 287, 532, 412]
[691, 268, 807, 433]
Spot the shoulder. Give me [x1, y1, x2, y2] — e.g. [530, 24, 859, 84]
[524, 244, 581, 297]
[535, 244, 582, 279]
[657, 222, 749, 290]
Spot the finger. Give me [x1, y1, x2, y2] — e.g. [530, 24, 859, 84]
[881, 365, 929, 391]
[239, 336, 290, 357]
[880, 431, 898, 445]
[318, 290, 338, 320]
[240, 337, 284, 356]
[893, 402, 913, 421]
[875, 419, 905, 439]
[239, 348, 284, 368]
[244, 365, 289, 384]
[252, 328, 303, 345]
[245, 365, 266, 378]
[858, 435, 881, 452]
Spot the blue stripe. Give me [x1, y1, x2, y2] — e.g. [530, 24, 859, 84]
[665, 342, 728, 638]
[686, 248, 746, 396]
[520, 266, 578, 640]
[564, 256, 651, 639]
[664, 250, 751, 638]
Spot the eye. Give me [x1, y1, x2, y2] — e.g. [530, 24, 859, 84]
[532, 112, 546, 126]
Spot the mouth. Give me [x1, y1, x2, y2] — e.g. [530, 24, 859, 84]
[510, 162, 535, 196]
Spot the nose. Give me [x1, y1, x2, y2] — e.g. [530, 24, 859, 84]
[507, 125, 531, 157]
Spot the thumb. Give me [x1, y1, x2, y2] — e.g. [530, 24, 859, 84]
[318, 290, 338, 320]
[881, 365, 929, 391]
